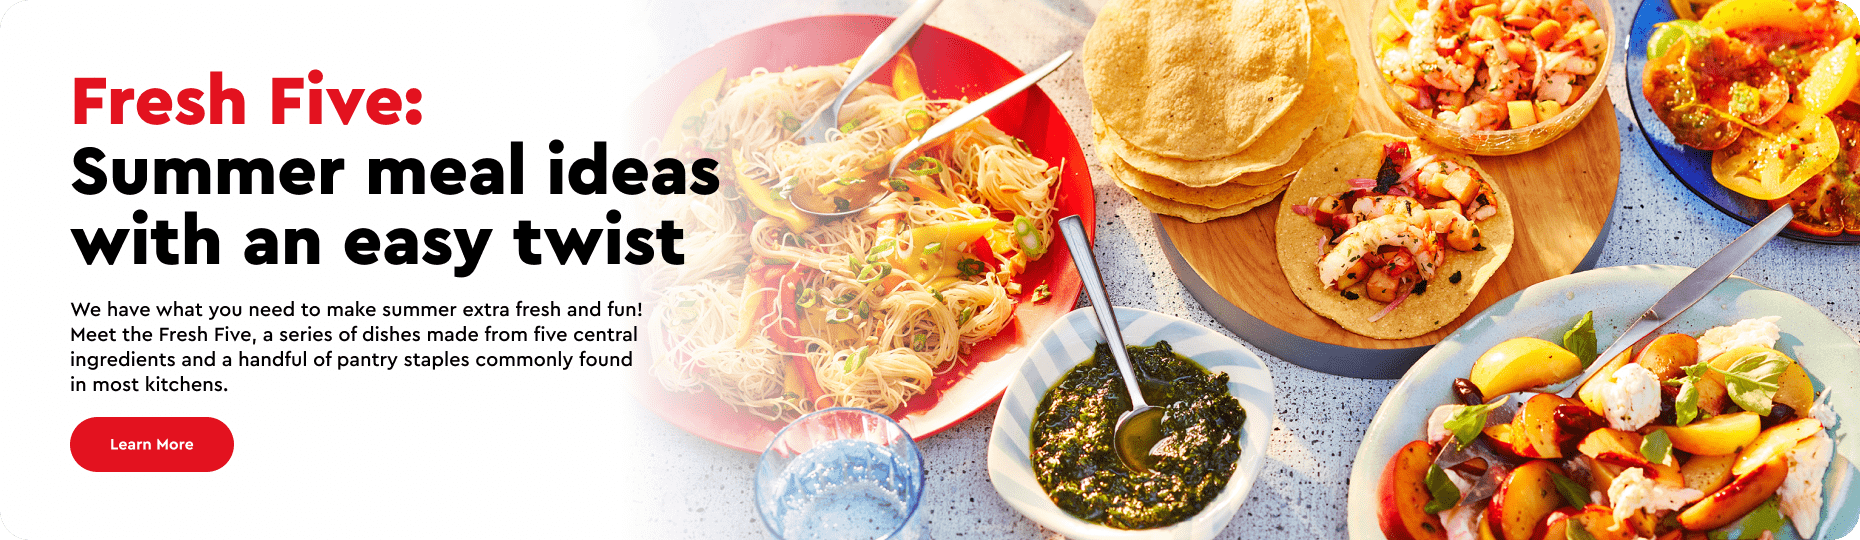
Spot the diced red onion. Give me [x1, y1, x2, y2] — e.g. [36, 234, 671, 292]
[1367, 287, 1413, 323]
[1292, 204, 1312, 216]
[1348, 177, 1376, 189]
[1400, 154, 1437, 184]
[1472, 205, 1498, 221]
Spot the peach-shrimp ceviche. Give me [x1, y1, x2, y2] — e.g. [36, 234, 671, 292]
[1380, 313, 1840, 540]
[1294, 141, 1500, 317]
[1375, 0, 1608, 131]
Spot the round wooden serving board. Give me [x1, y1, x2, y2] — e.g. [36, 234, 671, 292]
[1154, 0, 1620, 378]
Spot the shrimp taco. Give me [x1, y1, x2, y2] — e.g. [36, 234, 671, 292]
[1275, 132, 1513, 339]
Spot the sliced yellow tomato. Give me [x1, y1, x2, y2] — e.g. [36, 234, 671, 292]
[1712, 113, 1841, 200]
[1802, 39, 1860, 115]
[1700, 0, 1813, 33]
[660, 68, 728, 156]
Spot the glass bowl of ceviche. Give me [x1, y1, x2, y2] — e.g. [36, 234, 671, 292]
[1370, 0, 1615, 156]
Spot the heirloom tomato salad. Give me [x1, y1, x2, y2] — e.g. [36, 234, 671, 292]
[1643, 0, 1860, 236]
[1379, 314, 1838, 540]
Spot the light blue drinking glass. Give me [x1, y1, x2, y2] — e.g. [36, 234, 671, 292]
[754, 407, 928, 540]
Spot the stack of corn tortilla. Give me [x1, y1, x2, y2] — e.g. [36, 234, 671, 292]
[1084, 0, 1358, 223]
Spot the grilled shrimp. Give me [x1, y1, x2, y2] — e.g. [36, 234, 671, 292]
[1318, 214, 1439, 288]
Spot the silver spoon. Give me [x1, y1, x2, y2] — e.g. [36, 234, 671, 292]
[794, 50, 1073, 217]
[1057, 214, 1168, 472]
[792, 0, 945, 146]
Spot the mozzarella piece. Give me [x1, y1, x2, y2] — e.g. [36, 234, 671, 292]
[1427, 404, 1466, 445]
[1442, 504, 1481, 540]
[1606, 467, 1703, 529]
[1596, 363, 1662, 431]
[1780, 431, 1834, 537]
[1696, 316, 1783, 363]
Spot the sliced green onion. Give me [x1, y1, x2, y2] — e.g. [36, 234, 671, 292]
[843, 346, 871, 372]
[889, 178, 909, 192]
[857, 301, 872, 320]
[924, 242, 942, 255]
[832, 290, 859, 305]
[867, 239, 897, 261]
[911, 333, 928, 351]
[904, 109, 931, 131]
[909, 156, 944, 176]
[780, 111, 802, 132]
[681, 115, 704, 132]
[957, 306, 975, 326]
[825, 308, 854, 324]
[862, 153, 889, 172]
[796, 287, 817, 308]
[1012, 215, 1048, 258]
[834, 197, 851, 212]
[857, 263, 893, 284]
[840, 119, 860, 133]
[847, 252, 865, 272]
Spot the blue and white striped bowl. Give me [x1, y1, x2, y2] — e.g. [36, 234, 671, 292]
[987, 306, 1275, 539]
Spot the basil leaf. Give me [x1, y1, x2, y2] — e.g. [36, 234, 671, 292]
[1443, 396, 1510, 450]
[1423, 464, 1461, 514]
[1641, 429, 1673, 465]
[1549, 471, 1591, 508]
[1566, 520, 1599, 540]
[1564, 311, 1597, 369]
[1712, 351, 1787, 414]
[1706, 496, 1784, 540]
[1672, 363, 1712, 427]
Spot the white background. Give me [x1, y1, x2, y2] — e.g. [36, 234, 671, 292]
[0, 1, 670, 537]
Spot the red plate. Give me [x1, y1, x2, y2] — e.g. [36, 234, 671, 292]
[625, 16, 1095, 452]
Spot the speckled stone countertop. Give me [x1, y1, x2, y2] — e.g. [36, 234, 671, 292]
[625, 0, 1860, 537]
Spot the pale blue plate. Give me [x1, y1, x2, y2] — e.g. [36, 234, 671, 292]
[1347, 265, 1860, 540]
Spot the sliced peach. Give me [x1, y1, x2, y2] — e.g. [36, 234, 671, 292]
[1489, 460, 1565, 540]
[1512, 393, 1571, 459]
[1567, 504, 1636, 540]
[1774, 362, 1814, 414]
[1636, 333, 1701, 380]
[1732, 417, 1821, 476]
[1706, 345, 1812, 416]
[1677, 454, 1790, 531]
[1578, 428, 1647, 468]
[1580, 454, 1627, 501]
[1696, 376, 1729, 417]
[1681, 453, 1736, 495]
[1380, 440, 1448, 540]
[1471, 338, 1583, 398]
[1649, 412, 1760, 456]
[1579, 350, 1633, 416]
[1647, 459, 1685, 488]
[1480, 509, 1502, 540]
[1533, 508, 1579, 540]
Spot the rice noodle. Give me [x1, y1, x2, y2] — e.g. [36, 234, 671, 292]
[647, 64, 1060, 421]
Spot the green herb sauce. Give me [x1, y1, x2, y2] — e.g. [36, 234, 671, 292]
[1029, 341, 1246, 529]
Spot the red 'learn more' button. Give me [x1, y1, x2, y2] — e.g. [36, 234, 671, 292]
[70, 417, 234, 472]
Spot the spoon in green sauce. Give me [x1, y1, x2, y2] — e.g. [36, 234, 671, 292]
[1057, 215, 1167, 472]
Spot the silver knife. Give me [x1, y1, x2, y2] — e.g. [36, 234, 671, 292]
[1557, 205, 1796, 397]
